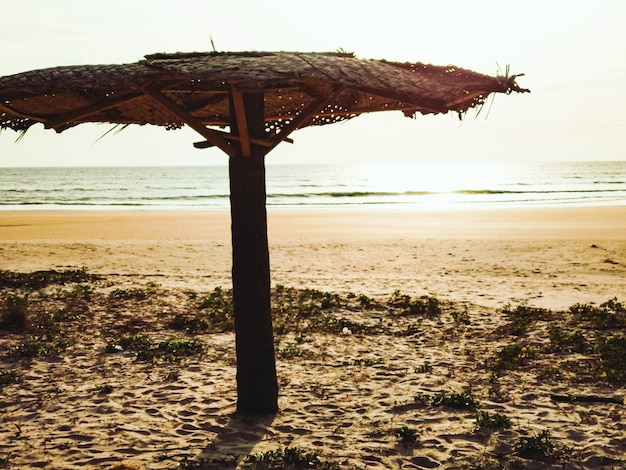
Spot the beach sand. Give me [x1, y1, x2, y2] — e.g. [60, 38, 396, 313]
[1, 206, 625, 468]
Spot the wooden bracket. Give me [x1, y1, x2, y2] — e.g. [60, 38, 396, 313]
[143, 83, 234, 156]
[265, 86, 346, 153]
[230, 89, 252, 157]
[193, 134, 292, 149]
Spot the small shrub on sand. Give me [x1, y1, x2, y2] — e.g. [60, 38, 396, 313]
[0, 267, 95, 289]
[14, 340, 63, 358]
[298, 289, 342, 310]
[110, 287, 150, 300]
[106, 335, 204, 363]
[415, 361, 433, 374]
[390, 291, 441, 317]
[595, 335, 626, 382]
[569, 298, 626, 329]
[0, 369, 20, 389]
[501, 304, 549, 336]
[96, 384, 115, 394]
[198, 287, 234, 331]
[277, 342, 314, 360]
[474, 410, 511, 431]
[179, 453, 238, 469]
[547, 324, 588, 353]
[394, 425, 419, 443]
[414, 390, 480, 410]
[490, 344, 535, 372]
[169, 314, 210, 334]
[514, 429, 575, 464]
[244, 446, 336, 468]
[66, 283, 94, 300]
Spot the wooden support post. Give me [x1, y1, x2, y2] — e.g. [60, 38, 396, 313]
[228, 91, 278, 414]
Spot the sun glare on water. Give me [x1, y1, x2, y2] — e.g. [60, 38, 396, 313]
[349, 162, 518, 209]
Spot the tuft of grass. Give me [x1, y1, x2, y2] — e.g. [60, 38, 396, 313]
[414, 390, 480, 410]
[341, 357, 384, 367]
[169, 314, 210, 334]
[298, 289, 342, 310]
[514, 429, 575, 464]
[277, 342, 313, 360]
[179, 452, 239, 469]
[165, 370, 180, 382]
[356, 293, 373, 307]
[394, 425, 419, 443]
[474, 410, 511, 431]
[14, 339, 69, 358]
[451, 308, 471, 326]
[157, 338, 204, 358]
[110, 287, 149, 300]
[49, 307, 80, 322]
[415, 361, 433, 374]
[32, 310, 62, 340]
[0, 369, 20, 389]
[514, 430, 555, 461]
[66, 283, 94, 300]
[96, 384, 115, 394]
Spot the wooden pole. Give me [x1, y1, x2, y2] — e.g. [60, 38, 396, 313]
[228, 92, 279, 414]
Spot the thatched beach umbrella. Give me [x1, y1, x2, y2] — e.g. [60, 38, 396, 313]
[0, 51, 528, 414]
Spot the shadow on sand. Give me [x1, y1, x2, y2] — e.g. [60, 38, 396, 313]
[181, 412, 277, 468]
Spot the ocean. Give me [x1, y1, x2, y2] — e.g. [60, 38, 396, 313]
[0, 161, 624, 210]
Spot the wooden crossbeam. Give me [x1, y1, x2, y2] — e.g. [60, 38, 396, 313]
[143, 84, 233, 156]
[45, 91, 144, 130]
[193, 133, 291, 149]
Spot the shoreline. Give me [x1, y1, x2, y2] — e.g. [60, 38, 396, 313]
[1, 204, 625, 240]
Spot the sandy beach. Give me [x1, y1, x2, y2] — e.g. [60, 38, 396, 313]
[1, 206, 625, 469]
[1, 206, 625, 309]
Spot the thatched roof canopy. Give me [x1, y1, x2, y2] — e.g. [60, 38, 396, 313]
[0, 50, 529, 415]
[0, 51, 528, 142]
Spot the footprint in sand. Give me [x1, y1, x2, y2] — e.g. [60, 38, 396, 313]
[67, 433, 94, 442]
[144, 408, 162, 417]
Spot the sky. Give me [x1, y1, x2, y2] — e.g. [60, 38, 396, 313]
[0, 0, 625, 167]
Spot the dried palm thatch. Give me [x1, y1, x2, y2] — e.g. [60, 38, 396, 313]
[0, 51, 528, 144]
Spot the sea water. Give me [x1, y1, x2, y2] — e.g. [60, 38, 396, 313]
[0, 161, 624, 210]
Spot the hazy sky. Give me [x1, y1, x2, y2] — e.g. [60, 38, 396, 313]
[1, 1, 625, 166]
